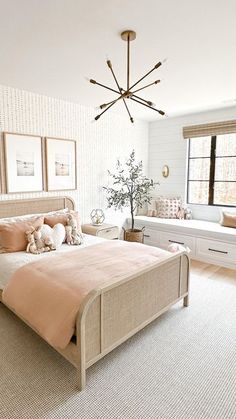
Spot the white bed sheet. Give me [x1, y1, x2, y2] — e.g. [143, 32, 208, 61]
[0, 234, 105, 289]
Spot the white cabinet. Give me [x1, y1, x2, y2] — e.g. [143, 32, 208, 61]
[131, 217, 236, 270]
[159, 232, 196, 256]
[196, 238, 236, 267]
[143, 228, 160, 246]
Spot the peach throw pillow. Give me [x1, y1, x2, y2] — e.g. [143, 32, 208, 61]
[220, 212, 236, 229]
[0, 216, 44, 253]
[44, 210, 82, 233]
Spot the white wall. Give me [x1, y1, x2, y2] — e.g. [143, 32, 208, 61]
[149, 106, 236, 222]
[0, 85, 149, 226]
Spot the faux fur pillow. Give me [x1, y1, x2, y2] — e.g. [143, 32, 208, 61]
[0, 216, 44, 253]
[220, 212, 236, 229]
[40, 223, 66, 249]
[156, 197, 182, 219]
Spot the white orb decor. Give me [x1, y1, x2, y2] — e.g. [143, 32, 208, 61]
[90, 209, 105, 225]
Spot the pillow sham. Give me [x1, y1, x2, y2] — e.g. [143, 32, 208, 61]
[44, 210, 82, 233]
[0, 208, 68, 224]
[156, 196, 182, 219]
[0, 216, 44, 253]
[220, 212, 236, 229]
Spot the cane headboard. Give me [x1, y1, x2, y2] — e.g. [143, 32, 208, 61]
[0, 196, 75, 219]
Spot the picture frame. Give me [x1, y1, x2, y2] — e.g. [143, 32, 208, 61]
[0, 136, 3, 194]
[45, 137, 77, 191]
[3, 132, 43, 193]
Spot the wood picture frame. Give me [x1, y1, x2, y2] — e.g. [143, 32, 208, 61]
[0, 135, 4, 193]
[45, 137, 77, 191]
[3, 132, 44, 193]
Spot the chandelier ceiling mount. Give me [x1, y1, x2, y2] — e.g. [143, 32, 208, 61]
[89, 30, 166, 123]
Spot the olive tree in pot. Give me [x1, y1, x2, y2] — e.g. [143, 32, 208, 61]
[103, 150, 155, 243]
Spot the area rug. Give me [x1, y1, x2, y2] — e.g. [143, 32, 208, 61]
[0, 265, 235, 419]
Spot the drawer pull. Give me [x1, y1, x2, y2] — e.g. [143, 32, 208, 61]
[105, 229, 112, 233]
[208, 248, 228, 255]
[168, 239, 184, 245]
[144, 234, 150, 238]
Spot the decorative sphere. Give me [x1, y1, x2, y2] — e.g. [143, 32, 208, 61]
[90, 209, 105, 225]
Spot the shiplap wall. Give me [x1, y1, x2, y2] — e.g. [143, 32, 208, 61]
[149, 106, 236, 221]
[0, 85, 149, 225]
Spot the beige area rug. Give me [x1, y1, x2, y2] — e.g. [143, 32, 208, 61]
[0, 264, 236, 419]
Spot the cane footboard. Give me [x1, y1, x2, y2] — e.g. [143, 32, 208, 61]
[56, 252, 189, 390]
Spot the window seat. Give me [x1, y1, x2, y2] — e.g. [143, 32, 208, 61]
[125, 216, 236, 270]
[134, 216, 236, 243]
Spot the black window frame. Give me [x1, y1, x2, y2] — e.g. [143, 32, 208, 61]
[187, 136, 236, 207]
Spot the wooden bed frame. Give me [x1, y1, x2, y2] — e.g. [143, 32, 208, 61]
[0, 196, 190, 390]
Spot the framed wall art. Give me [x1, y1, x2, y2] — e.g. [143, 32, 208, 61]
[0, 137, 4, 194]
[45, 137, 77, 191]
[4, 132, 43, 193]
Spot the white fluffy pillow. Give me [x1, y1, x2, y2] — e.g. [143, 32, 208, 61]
[40, 223, 65, 249]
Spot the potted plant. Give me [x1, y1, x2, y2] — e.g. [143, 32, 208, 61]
[103, 150, 156, 242]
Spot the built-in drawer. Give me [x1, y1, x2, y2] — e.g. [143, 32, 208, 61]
[143, 227, 160, 246]
[159, 231, 196, 256]
[196, 238, 236, 267]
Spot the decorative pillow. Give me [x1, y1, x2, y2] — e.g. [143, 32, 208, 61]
[44, 210, 82, 234]
[40, 223, 66, 249]
[0, 216, 44, 253]
[147, 209, 158, 217]
[136, 205, 148, 216]
[220, 212, 236, 229]
[168, 243, 190, 253]
[156, 197, 182, 219]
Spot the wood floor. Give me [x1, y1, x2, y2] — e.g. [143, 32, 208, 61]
[190, 260, 236, 284]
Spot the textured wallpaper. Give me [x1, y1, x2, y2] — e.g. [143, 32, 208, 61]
[0, 85, 149, 224]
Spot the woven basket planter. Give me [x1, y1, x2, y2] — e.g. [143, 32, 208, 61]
[123, 228, 144, 243]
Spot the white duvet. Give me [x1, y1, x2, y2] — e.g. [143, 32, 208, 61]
[0, 234, 105, 289]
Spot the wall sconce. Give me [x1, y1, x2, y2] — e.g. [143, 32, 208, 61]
[162, 165, 169, 178]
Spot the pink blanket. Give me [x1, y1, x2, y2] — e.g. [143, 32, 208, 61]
[3, 241, 172, 349]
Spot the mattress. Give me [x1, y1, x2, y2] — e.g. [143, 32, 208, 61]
[0, 234, 105, 289]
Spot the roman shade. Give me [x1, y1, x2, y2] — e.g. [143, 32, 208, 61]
[183, 119, 236, 139]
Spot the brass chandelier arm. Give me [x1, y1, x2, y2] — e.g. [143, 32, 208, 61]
[130, 97, 165, 115]
[90, 79, 120, 95]
[94, 100, 117, 120]
[99, 94, 124, 109]
[106, 60, 123, 94]
[129, 61, 162, 91]
[132, 94, 155, 107]
[122, 99, 134, 123]
[132, 80, 160, 95]
[106, 60, 134, 123]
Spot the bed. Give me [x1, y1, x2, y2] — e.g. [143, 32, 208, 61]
[0, 196, 190, 390]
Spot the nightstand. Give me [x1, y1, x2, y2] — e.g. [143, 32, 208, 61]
[82, 223, 119, 240]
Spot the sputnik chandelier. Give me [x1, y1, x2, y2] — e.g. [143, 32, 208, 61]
[89, 30, 166, 123]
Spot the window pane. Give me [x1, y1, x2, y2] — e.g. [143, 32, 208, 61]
[214, 182, 236, 206]
[188, 181, 209, 204]
[216, 134, 236, 157]
[189, 137, 211, 157]
[189, 158, 210, 180]
[215, 157, 236, 181]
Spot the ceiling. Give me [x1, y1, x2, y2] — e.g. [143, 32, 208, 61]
[1, 0, 236, 121]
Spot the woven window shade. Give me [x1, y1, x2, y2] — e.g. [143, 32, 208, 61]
[183, 119, 236, 139]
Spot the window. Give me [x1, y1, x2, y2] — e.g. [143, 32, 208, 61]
[187, 134, 236, 206]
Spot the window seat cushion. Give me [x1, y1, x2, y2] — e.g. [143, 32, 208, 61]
[132, 216, 236, 244]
